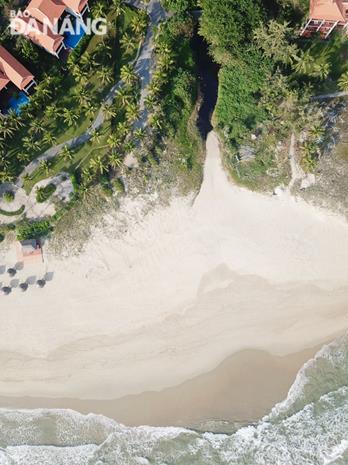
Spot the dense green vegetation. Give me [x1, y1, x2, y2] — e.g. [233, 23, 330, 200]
[0, 1, 146, 185]
[197, 0, 346, 190]
[36, 183, 56, 203]
[16, 219, 52, 240]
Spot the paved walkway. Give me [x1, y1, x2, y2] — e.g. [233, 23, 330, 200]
[16, 0, 166, 188]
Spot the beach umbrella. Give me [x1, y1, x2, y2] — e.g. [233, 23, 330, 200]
[19, 283, 28, 292]
[36, 279, 46, 288]
[7, 268, 16, 277]
[1, 286, 11, 295]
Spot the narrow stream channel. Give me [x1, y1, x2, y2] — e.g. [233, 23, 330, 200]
[191, 33, 219, 140]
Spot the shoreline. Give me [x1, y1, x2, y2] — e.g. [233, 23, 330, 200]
[0, 345, 322, 430]
[0, 132, 348, 425]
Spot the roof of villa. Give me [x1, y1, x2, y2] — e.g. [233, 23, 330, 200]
[25, 0, 66, 25]
[0, 45, 34, 90]
[310, 0, 348, 22]
[12, 15, 64, 54]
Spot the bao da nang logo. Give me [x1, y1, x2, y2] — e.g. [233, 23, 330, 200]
[9, 9, 107, 36]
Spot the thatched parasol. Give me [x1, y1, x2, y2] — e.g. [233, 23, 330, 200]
[19, 283, 28, 292]
[7, 268, 16, 277]
[1, 287, 11, 295]
[36, 279, 46, 288]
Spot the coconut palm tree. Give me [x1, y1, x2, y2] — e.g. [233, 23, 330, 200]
[90, 155, 107, 174]
[126, 102, 139, 124]
[0, 118, 16, 139]
[106, 133, 121, 151]
[116, 86, 133, 108]
[111, 0, 124, 16]
[108, 152, 122, 169]
[29, 119, 46, 136]
[62, 108, 79, 127]
[89, 129, 101, 145]
[92, 1, 106, 18]
[101, 102, 117, 120]
[97, 66, 114, 85]
[117, 121, 128, 137]
[23, 136, 40, 152]
[60, 145, 74, 163]
[39, 159, 51, 176]
[131, 15, 147, 36]
[120, 33, 136, 54]
[134, 127, 145, 141]
[42, 131, 56, 147]
[338, 71, 348, 91]
[45, 105, 60, 120]
[120, 64, 137, 87]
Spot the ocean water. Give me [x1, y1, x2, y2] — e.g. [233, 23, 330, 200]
[0, 336, 347, 465]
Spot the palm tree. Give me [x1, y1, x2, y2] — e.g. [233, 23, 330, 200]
[60, 145, 74, 163]
[62, 108, 79, 127]
[97, 66, 113, 85]
[125, 102, 139, 124]
[23, 136, 40, 152]
[134, 127, 145, 141]
[158, 52, 174, 72]
[106, 133, 121, 151]
[111, 0, 124, 16]
[0, 118, 16, 139]
[92, 1, 106, 18]
[29, 119, 46, 136]
[131, 15, 147, 36]
[84, 104, 97, 121]
[101, 102, 117, 120]
[117, 121, 128, 137]
[120, 33, 136, 54]
[120, 64, 137, 87]
[39, 159, 50, 176]
[17, 152, 30, 163]
[45, 105, 60, 120]
[116, 86, 133, 108]
[42, 131, 56, 147]
[108, 152, 122, 169]
[338, 71, 348, 91]
[89, 129, 101, 145]
[90, 155, 107, 174]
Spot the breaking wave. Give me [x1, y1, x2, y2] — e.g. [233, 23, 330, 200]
[0, 335, 348, 465]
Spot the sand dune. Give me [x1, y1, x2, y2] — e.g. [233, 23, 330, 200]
[0, 132, 348, 422]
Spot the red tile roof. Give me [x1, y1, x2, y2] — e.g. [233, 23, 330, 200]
[0, 45, 34, 90]
[310, 0, 348, 22]
[11, 15, 64, 55]
[25, 0, 66, 26]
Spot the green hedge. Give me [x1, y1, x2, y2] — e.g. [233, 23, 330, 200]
[0, 205, 25, 217]
[36, 184, 56, 203]
[16, 219, 53, 240]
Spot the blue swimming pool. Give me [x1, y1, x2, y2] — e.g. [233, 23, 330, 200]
[64, 17, 86, 49]
[7, 91, 30, 114]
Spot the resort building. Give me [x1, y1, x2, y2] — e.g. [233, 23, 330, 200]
[301, 0, 348, 38]
[0, 45, 35, 113]
[11, 0, 89, 57]
[17, 239, 43, 262]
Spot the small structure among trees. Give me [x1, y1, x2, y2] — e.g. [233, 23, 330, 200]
[300, 0, 348, 39]
[17, 239, 43, 262]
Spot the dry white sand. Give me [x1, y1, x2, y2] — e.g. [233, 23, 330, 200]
[0, 132, 348, 413]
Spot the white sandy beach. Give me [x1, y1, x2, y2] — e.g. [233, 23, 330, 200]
[0, 131, 348, 423]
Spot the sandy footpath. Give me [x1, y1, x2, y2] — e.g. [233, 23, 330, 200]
[0, 132, 348, 424]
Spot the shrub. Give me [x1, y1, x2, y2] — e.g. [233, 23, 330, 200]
[113, 177, 125, 194]
[36, 183, 56, 203]
[16, 219, 53, 241]
[3, 191, 15, 203]
[0, 233, 4, 243]
[0, 205, 25, 217]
